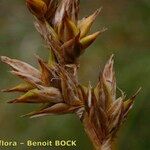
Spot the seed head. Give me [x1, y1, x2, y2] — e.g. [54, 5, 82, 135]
[1, 1, 141, 149]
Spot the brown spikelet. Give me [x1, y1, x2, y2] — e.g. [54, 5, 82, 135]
[26, 0, 47, 19]
[78, 8, 102, 38]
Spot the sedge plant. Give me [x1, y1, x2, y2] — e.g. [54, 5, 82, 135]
[1, 0, 141, 149]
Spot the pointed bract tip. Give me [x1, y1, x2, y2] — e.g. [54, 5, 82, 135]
[20, 114, 26, 118]
[131, 87, 142, 99]
[34, 53, 40, 59]
[21, 111, 36, 118]
[1, 89, 14, 92]
[106, 54, 115, 65]
[101, 27, 108, 32]
[96, 7, 103, 15]
[21, 111, 48, 118]
[104, 54, 115, 69]
[30, 113, 48, 118]
[1, 89, 8, 92]
[0, 56, 9, 62]
[7, 99, 18, 104]
[110, 54, 115, 60]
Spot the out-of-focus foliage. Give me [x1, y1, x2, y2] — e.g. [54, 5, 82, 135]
[0, 0, 149, 149]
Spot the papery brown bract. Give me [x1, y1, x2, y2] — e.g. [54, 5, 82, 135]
[80, 56, 141, 150]
[28, 0, 105, 64]
[26, 0, 47, 18]
[53, 0, 79, 26]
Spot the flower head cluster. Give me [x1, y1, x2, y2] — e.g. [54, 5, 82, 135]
[26, 0, 106, 64]
[1, 0, 140, 149]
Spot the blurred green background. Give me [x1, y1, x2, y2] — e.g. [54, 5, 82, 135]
[0, 0, 149, 149]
